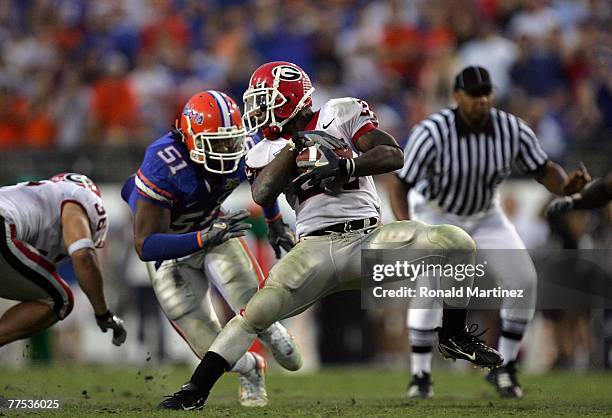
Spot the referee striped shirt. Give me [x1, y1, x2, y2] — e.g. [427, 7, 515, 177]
[396, 106, 548, 216]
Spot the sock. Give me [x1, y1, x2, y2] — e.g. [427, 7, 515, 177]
[409, 328, 435, 375]
[441, 303, 467, 335]
[499, 318, 528, 365]
[411, 349, 432, 375]
[190, 351, 230, 394]
[230, 352, 255, 375]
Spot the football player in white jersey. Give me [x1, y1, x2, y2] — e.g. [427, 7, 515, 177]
[159, 61, 502, 410]
[0, 173, 126, 347]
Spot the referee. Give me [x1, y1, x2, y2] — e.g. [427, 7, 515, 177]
[387, 66, 590, 399]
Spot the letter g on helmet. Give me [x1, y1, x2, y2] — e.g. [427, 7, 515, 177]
[242, 61, 314, 140]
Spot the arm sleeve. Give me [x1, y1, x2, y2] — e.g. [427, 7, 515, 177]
[263, 203, 281, 222]
[395, 123, 436, 187]
[515, 117, 549, 174]
[140, 231, 202, 262]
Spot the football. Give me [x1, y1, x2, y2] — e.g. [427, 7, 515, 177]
[295, 145, 354, 175]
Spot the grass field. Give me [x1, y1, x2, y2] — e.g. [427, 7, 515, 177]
[1, 365, 611, 417]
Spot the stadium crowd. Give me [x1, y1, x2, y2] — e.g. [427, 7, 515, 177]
[0, 0, 609, 167]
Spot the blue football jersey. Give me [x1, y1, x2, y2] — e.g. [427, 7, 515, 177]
[121, 132, 255, 233]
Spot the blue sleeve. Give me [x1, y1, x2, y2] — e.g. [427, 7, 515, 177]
[140, 232, 202, 262]
[263, 203, 281, 222]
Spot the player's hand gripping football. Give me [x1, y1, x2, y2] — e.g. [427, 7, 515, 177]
[293, 146, 355, 195]
[267, 218, 296, 258]
[95, 311, 127, 346]
[290, 130, 347, 153]
[563, 162, 591, 195]
[199, 209, 252, 250]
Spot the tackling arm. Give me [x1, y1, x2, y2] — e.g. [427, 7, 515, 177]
[133, 199, 250, 261]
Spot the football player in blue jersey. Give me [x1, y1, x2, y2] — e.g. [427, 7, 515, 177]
[121, 90, 300, 407]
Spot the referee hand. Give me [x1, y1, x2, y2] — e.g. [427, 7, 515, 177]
[563, 162, 591, 195]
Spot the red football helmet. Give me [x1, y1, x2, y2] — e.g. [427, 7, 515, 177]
[243, 61, 315, 139]
[50, 173, 102, 197]
[178, 90, 246, 174]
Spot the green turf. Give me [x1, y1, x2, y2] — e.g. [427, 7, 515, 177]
[0, 365, 611, 417]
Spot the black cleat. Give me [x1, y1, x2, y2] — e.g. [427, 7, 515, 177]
[486, 361, 523, 398]
[436, 324, 503, 368]
[407, 371, 433, 399]
[158, 382, 208, 410]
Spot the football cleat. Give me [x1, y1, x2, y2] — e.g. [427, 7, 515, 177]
[407, 371, 434, 399]
[158, 382, 207, 410]
[258, 322, 302, 371]
[239, 352, 268, 407]
[486, 361, 524, 398]
[436, 324, 503, 368]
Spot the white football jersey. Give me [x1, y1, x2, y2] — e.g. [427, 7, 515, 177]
[0, 180, 108, 261]
[246, 97, 382, 237]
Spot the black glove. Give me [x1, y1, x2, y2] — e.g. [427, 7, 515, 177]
[200, 210, 252, 250]
[545, 196, 574, 218]
[267, 218, 296, 258]
[292, 146, 355, 195]
[291, 130, 348, 153]
[95, 311, 127, 346]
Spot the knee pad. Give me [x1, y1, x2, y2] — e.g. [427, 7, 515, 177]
[243, 286, 290, 332]
[153, 271, 199, 321]
[428, 224, 476, 252]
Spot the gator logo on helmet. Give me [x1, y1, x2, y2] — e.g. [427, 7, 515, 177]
[272, 65, 302, 81]
[183, 104, 205, 125]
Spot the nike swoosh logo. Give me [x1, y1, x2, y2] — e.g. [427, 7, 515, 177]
[441, 343, 476, 361]
[322, 119, 335, 129]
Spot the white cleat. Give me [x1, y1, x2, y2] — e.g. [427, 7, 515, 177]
[258, 322, 302, 371]
[238, 352, 268, 407]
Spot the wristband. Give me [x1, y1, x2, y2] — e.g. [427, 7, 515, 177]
[95, 310, 112, 321]
[263, 202, 281, 223]
[344, 158, 356, 178]
[67, 238, 95, 255]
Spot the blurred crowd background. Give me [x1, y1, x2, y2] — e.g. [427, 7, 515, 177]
[0, 0, 610, 174]
[0, 0, 610, 372]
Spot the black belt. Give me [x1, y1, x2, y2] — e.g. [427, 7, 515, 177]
[306, 217, 379, 236]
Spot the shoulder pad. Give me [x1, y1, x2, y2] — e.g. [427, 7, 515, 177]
[245, 138, 289, 170]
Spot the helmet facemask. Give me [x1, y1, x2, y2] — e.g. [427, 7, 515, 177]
[182, 115, 246, 174]
[242, 84, 286, 135]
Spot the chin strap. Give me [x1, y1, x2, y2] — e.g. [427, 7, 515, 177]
[262, 125, 282, 140]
